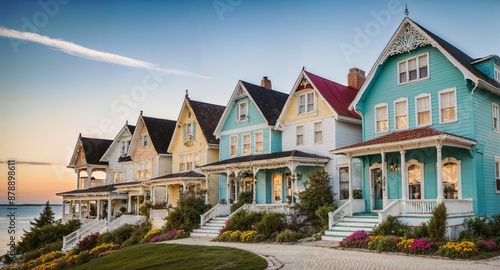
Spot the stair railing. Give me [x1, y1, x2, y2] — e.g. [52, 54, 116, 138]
[328, 200, 352, 230]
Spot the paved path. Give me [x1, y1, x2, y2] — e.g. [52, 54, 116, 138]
[164, 237, 500, 270]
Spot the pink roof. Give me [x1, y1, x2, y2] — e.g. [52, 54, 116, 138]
[304, 70, 361, 120]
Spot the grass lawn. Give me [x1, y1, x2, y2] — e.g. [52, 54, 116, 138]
[70, 243, 267, 270]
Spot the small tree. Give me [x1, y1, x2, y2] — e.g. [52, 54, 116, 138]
[428, 202, 447, 243]
[165, 190, 210, 231]
[30, 201, 55, 229]
[297, 170, 335, 228]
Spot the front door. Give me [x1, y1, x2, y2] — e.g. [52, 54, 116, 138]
[272, 173, 282, 203]
[372, 168, 383, 210]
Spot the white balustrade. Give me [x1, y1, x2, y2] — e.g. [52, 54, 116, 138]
[328, 200, 352, 230]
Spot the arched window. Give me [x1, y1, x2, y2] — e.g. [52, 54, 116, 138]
[442, 157, 461, 199]
[407, 159, 424, 199]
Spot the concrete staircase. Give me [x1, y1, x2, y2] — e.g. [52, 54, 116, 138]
[190, 216, 228, 238]
[322, 213, 379, 241]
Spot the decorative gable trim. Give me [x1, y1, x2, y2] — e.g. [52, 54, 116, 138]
[100, 124, 134, 162]
[387, 23, 430, 57]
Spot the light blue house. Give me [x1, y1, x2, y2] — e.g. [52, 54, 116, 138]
[202, 77, 329, 206]
[325, 15, 500, 240]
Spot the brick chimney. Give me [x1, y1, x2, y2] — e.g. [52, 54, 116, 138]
[261, 76, 272, 89]
[347, 68, 366, 90]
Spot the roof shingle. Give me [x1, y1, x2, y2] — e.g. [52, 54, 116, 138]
[241, 81, 288, 126]
[189, 99, 225, 144]
[142, 116, 176, 154]
[203, 150, 329, 167]
[80, 137, 113, 165]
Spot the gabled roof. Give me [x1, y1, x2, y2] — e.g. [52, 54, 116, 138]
[350, 17, 500, 112]
[188, 99, 225, 144]
[214, 80, 288, 138]
[56, 182, 132, 196]
[142, 116, 177, 154]
[69, 134, 113, 168]
[100, 123, 136, 162]
[202, 150, 329, 167]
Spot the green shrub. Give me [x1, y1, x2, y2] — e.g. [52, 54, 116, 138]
[165, 191, 210, 232]
[76, 250, 93, 265]
[463, 216, 491, 238]
[428, 202, 447, 243]
[109, 224, 135, 244]
[226, 210, 263, 232]
[407, 222, 429, 239]
[97, 231, 113, 245]
[315, 205, 336, 229]
[121, 221, 151, 247]
[254, 234, 267, 243]
[254, 212, 287, 238]
[76, 232, 100, 251]
[230, 191, 253, 212]
[371, 216, 409, 236]
[276, 230, 305, 243]
[297, 170, 336, 228]
[16, 219, 81, 254]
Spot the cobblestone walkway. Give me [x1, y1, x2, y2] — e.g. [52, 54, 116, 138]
[165, 237, 500, 270]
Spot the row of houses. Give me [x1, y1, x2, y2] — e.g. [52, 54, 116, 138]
[57, 15, 500, 240]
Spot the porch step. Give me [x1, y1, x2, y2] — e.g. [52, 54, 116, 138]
[322, 214, 379, 242]
[190, 216, 229, 238]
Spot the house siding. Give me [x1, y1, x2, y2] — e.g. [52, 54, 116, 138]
[361, 46, 473, 140]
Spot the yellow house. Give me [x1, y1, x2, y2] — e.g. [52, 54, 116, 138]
[146, 91, 225, 207]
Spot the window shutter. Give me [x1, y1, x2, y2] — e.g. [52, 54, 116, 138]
[192, 122, 197, 140]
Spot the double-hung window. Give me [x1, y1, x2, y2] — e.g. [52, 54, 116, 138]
[242, 134, 251, 155]
[398, 53, 429, 84]
[254, 132, 263, 153]
[394, 99, 408, 130]
[416, 94, 432, 126]
[493, 103, 499, 132]
[296, 126, 304, 145]
[375, 104, 388, 133]
[314, 122, 323, 143]
[298, 92, 315, 114]
[141, 135, 149, 147]
[230, 135, 238, 157]
[236, 102, 248, 122]
[439, 88, 457, 123]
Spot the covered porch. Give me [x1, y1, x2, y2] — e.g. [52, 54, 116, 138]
[201, 150, 330, 211]
[330, 127, 478, 226]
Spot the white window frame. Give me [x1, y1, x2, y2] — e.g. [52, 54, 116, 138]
[374, 103, 389, 133]
[398, 52, 429, 85]
[338, 166, 349, 200]
[495, 156, 500, 193]
[141, 135, 149, 148]
[314, 122, 323, 144]
[121, 140, 129, 156]
[438, 87, 457, 124]
[297, 91, 315, 115]
[296, 125, 304, 145]
[236, 101, 248, 122]
[394, 98, 409, 130]
[442, 157, 462, 199]
[135, 160, 151, 180]
[178, 152, 200, 172]
[113, 171, 123, 183]
[183, 122, 195, 142]
[229, 135, 238, 157]
[242, 133, 251, 155]
[494, 65, 500, 82]
[254, 131, 263, 153]
[415, 93, 432, 127]
[493, 103, 499, 132]
[406, 159, 424, 199]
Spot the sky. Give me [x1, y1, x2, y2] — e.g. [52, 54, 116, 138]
[0, 0, 499, 204]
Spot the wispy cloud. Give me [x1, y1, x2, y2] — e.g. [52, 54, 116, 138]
[0, 160, 65, 166]
[0, 26, 213, 79]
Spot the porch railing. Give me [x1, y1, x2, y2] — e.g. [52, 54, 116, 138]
[200, 203, 227, 227]
[403, 199, 473, 215]
[62, 218, 106, 252]
[379, 199, 402, 222]
[404, 199, 437, 214]
[328, 200, 352, 230]
[107, 215, 145, 232]
[246, 203, 291, 214]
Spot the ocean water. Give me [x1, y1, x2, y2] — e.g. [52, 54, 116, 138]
[0, 205, 62, 255]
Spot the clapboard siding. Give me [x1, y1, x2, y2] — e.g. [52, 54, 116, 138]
[362, 46, 473, 141]
[336, 121, 362, 149]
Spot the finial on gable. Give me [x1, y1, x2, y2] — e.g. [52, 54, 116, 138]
[126, 120, 128, 125]
[404, 4, 409, 17]
[140, 110, 143, 116]
[302, 66, 306, 71]
[185, 89, 189, 99]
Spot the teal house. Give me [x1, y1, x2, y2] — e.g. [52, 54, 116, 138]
[325, 15, 500, 240]
[201, 77, 328, 207]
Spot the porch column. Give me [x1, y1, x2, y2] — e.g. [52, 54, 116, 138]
[107, 198, 112, 221]
[69, 200, 73, 218]
[86, 201, 90, 218]
[152, 186, 156, 204]
[347, 154, 353, 200]
[400, 150, 407, 200]
[205, 176, 209, 204]
[77, 170, 81, 189]
[381, 151, 388, 206]
[127, 194, 132, 212]
[87, 167, 93, 189]
[226, 174, 231, 204]
[166, 185, 170, 206]
[252, 170, 257, 204]
[97, 199, 101, 219]
[62, 200, 66, 220]
[436, 145, 443, 201]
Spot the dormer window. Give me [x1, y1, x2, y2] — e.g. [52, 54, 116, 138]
[141, 135, 149, 147]
[236, 102, 248, 122]
[183, 122, 196, 145]
[495, 65, 500, 82]
[398, 53, 429, 84]
[298, 92, 315, 114]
